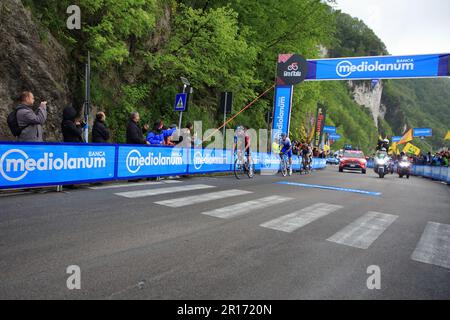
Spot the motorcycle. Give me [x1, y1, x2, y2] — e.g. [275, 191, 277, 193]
[397, 156, 411, 179]
[373, 153, 390, 178]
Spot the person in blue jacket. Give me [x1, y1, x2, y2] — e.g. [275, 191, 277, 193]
[146, 120, 176, 145]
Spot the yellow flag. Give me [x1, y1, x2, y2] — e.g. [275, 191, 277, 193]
[445, 130, 450, 140]
[307, 126, 315, 144]
[398, 129, 413, 145]
[403, 142, 421, 156]
[388, 142, 398, 155]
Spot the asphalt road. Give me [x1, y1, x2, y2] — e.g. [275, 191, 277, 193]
[0, 166, 449, 300]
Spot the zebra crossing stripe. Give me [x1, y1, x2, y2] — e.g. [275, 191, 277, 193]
[327, 212, 398, 249]
[201, 196, 292, 219]
[114, 184, 214, 198]
[260, 203, 343, 233]
[411, 222, 450, 269]
[155, 189, 253, 208]
[89, 180, 181, 190]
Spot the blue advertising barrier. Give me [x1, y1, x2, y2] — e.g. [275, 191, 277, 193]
[0, 142, 116, 189]
[117, 145, 189, 179]
[0, 142, 328, 189]
[187, 148, 232, 174]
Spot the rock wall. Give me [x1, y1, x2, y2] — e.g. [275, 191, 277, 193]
[0, 0, 70, 141]
[348, 80, 385, 127]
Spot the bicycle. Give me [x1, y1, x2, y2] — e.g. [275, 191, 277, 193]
[234, 151, 255, 179]
[280, 152, 292, 177]
[301, 156, 312, 175]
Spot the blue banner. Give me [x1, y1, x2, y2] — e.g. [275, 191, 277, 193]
[392, 136, 402, 142]
[413, 128, 433, 137]
[117, 145, 188, 179]
[0, 143, 116, 188]
[188, 148, 232, 174]
[271, 86, 293, 145]
[0, 143, 329, 189]
[306, 54, 450, 80]
[329, 133, 341, 140]
[323, 126, 337, 134]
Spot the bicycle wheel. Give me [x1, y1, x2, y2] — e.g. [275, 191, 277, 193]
[234, 158, 245, 179]
[281, 158, 288, 177]
[246, 159, 255, 179]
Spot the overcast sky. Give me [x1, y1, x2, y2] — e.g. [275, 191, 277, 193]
[333, 0, 450, 55]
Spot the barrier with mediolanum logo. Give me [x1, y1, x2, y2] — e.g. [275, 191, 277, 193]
[305, 54, 450, 81]
[0, 142, 329, 189]
[187, 148, 233, 174]
[0, 142, 116, 189]
[117, 145, 189, 179]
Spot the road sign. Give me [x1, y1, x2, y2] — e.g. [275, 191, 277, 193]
[323, 126, 337, 134]
[413, 128, 432, 137]
[174, 93, 187, 112]
[392, 136, 402, 142]
[329, 133, 341, 140]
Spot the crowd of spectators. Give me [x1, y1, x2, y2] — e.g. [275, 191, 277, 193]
[411, 151, 449, 167]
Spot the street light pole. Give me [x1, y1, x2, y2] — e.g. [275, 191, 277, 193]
[420, 136, 433, 154]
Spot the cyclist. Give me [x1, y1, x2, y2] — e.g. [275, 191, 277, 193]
[233, 125, 252, 170]
[279, 133, 293, 175]
[301, 142, 312, 171]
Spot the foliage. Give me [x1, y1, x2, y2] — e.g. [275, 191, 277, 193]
[22, 0, 448, 152]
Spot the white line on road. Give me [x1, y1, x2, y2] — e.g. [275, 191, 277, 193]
[114, 184, 215, 198]
[201, 196, 292, 219]
[411, 222, 450, 269]
[260, 203, 343, 233]
[155, 189, 253, 208]
[89, 180, 182, 190]
[327, 211, 398, 249]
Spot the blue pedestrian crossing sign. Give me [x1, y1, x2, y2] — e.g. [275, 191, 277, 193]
[174, 93, 187, 112]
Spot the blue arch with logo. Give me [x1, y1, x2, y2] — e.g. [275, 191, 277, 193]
[272, 53, 450, 145]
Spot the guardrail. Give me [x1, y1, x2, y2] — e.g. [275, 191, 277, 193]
[0, 142, 327, 189]
[367, 159, 449, 184]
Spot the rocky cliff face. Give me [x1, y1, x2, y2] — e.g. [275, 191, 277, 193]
[348, 80, 385, 128]
[0, 0, 70, 141]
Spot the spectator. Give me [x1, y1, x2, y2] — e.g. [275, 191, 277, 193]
[176, 122, 193, 148]
[15, 91, 47, 142]
[126, 112, 149, 145]
[146, 120, 176, 146]
[441, 152, 449, 167]
[62, 105, 84, 143]
[92, 112, 110, 143]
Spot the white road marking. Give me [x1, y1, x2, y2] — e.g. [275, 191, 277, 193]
[260, 203, 343, 233]
[201, 196, 292, 219]
[89, 180, 181, 190]
[411, 222, 450, 269]
[114, 184, 214, 198]
[327, 211, 398, 249]
[155, 189, 253, 208]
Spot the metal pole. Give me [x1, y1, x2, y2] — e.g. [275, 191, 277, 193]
[178, 112, 183, 131]
[222, 93, 227, 137]
[84, 51, 91, 143]
[421, 137, 433, 154]
[178, 84, 187, 130]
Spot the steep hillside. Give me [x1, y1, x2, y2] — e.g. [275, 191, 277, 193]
[382, 78, 450, 151]
[0, 0, 70, 141]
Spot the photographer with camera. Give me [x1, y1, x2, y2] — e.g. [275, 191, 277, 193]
[61, 104, 85, 143]
[11, 91, 47, 142]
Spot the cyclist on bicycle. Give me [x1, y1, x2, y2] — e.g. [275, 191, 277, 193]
[233, 125, 252, 167]
[301, 142, 312, 171]
[279, 133, 293, 175]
